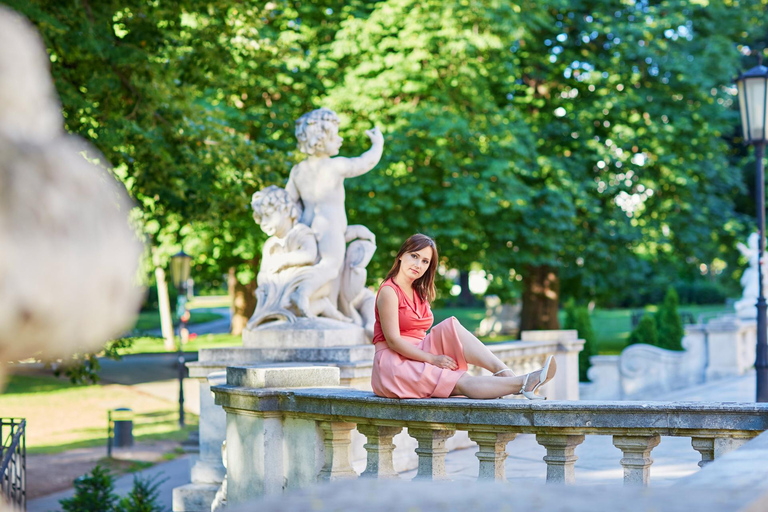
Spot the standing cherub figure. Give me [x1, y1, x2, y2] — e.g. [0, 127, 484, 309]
[286, 108, 384, 317]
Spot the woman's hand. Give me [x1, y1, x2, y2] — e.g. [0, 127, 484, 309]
[430, 355, 458, 370]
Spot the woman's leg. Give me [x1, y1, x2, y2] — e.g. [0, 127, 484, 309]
[450, 318, 510, 374]
[451, 358, 557, 399]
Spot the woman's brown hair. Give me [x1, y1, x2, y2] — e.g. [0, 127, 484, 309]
[384, 234, 438, 303]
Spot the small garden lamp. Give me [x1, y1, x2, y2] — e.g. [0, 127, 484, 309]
[170, 250, 192, 293]
[169, 249, 193, 426]
[736, 56, 768, 401]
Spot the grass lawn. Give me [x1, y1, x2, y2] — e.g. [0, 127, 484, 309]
[131, 309, 224, 333]
[1, 374, 198, 455]
[122, 333, 241, 355]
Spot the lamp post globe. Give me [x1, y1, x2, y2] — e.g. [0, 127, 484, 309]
[170, 250, 192, 293]
[736, 57, 768, 402]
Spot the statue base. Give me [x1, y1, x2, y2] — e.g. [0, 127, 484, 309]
[242, 317, 369, 348]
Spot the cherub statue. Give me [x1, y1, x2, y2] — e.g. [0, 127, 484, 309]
[247, 185, 351, 327]
[285, 108, 384, 317]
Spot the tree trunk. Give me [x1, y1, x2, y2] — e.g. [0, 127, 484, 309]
[458, 270, 475, 307]
[520, 265, 560, 331]
[229, 260, 258, 336]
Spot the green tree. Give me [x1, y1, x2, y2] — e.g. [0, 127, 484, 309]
[564, 301, 595, 382]
[628, 314, 658, 347]
[118, 474, 167, 512]
[656, 287, 685, 351]
[60, 466, 117, 512]
[9, 1, 365, 332]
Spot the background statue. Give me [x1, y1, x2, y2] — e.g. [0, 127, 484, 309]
[247, 108, 383, 338]
[735, 232, 768, 319]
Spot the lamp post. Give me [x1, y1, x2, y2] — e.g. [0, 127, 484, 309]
[170, 250, 192, 426]
[736, 56, 768, 401]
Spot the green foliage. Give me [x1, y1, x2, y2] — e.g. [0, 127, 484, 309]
[10, 0, 768, 320]
[60, 466, 118, 512]
[53, 338, 134, 385]
[656, 287, 685, 351]
[674, 281, 729, 305]
[564, 302, 595, 382]
[118, 473, 167, 512]
[628, 314, 659, 347]
[59, 466, 167, 512]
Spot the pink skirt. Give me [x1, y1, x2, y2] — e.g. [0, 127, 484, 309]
[371, 317, 468, 398]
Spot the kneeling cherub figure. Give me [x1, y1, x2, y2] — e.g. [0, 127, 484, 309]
[248, 185, 350, 326]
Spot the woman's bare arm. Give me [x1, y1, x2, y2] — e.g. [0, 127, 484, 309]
[377, 287, 437, 364]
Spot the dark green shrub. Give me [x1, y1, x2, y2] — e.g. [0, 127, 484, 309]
[628, 314, 658, 346]
[118, 473, 167, 512]
[674, 281, 728, 305]
[60, 466, 117, 512]
[657, 287, 685, 351]
[564, 302, 595, 382]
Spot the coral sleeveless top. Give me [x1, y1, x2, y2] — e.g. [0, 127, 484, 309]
[372, 279, 434, 343]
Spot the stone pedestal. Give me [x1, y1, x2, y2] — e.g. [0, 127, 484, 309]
[242, 318, 368, 348]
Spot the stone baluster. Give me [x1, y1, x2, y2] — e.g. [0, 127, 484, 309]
[317, 421, 357, 481]
[408, 427, 455, 480]
[357, 424, 403, 479]
[691, 436, 751, 468]
[536, 434, 585, 484]
[612, 435, 660, 486]
[468, 431, 517, 481]
[691, 437, 715, 468]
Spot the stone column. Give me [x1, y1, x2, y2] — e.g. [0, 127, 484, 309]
[408, 428, 455, 480]
[691, 436, 751, 468]
[317, 421, 358, 481]
[468, 431, 517, 482]
[357, 424, 402, 479]
[173, 369, 227, 512]
[536, 434, 585, 484]
[612, 434, 660, 486]
[691, 437, 715, 468]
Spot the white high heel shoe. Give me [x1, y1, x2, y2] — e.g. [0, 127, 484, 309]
[492, 368, 516, 377]
[519, 355, 556, 400]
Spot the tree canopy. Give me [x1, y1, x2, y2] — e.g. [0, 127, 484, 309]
[10, 0, 768, 328]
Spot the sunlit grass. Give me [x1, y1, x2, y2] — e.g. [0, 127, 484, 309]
[121, 333, 241, 355]
[0, 375, 198, 455]
[132, 309, 224, 333]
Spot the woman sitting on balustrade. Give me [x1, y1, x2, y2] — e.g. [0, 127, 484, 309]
[371, 233, 556, 400]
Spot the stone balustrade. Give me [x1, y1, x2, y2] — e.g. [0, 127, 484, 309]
[174, 330, 583, 511]
[211, 365, 768, 506]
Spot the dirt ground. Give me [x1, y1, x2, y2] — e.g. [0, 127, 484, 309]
[26, 440, 184, 500]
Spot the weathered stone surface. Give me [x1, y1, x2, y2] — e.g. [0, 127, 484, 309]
[226, 365, 340, 389]
[242, 318, 369, 348]
[357, 424, 402, 479]
[408, 428, 455, 480]
[536, 434, 585, 484]
[677, 430, 768, 490]
[467, 430, 516, 482]
[317, 421, 357, 481]
[171, 483, 220, 512]
[612, 435, 660, 486]
[211, 385, 768, 435]
[227, 478, 768, 512]
[197, 345, 375, 364]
